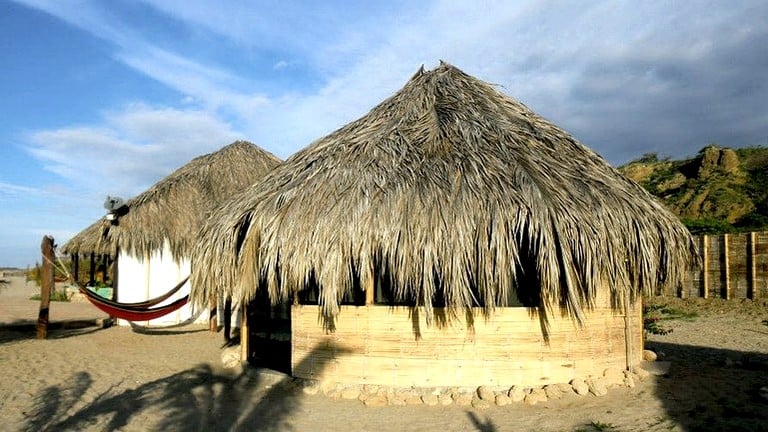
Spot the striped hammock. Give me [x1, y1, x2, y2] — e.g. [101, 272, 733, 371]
[75, 277, 190, 321]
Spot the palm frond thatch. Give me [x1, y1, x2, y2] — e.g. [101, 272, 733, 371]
[191, 62, 698, 323]
[61, 218, 116, 257]
[62, 140, 281, 260]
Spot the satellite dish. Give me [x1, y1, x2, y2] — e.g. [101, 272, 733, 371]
[104, 196, 125, 212]
[104, 196, 128, 223]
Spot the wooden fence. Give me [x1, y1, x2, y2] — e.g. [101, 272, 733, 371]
[668, 231, 768, 299]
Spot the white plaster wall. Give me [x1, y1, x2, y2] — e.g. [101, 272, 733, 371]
[115, 241, 207, 326]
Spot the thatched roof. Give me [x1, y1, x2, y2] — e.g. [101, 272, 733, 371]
[62, 140, 281, 261]
[190, 63, 697, 322]
[62, 218, 116, 257]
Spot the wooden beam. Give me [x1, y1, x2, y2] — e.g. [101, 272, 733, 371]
[36, 236, 55, 339]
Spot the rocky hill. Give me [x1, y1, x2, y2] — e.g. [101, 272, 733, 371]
[619, 145, 768, 234]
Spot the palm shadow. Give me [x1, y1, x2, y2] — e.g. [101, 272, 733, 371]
[646, 340, 768, 431]
[24, 343, 350, 432]
[0, 324, 106, 345]
[466, 411, 498, 432]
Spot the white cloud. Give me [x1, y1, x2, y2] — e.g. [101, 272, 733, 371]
[116, 45, 272, 112]
[26, 105, 243, 198]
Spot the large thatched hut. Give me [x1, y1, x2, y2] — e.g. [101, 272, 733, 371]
[191, 63, 697, 387]
[63, 140, 281, 326]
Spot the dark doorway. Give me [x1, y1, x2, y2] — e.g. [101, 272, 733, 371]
[244, 289, 292, 374]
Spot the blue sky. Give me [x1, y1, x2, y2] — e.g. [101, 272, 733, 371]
[1, 0, 767, 268]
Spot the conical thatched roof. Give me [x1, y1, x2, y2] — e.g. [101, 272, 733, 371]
[62, 140, 281, 260]
[190, 63, 697, 322]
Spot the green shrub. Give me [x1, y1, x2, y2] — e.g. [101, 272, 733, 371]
[682, 217, 736, 235]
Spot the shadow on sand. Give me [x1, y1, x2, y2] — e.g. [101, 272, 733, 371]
[0, 323, 107, 345]
[24, 344, 349, 432]
[16, 331, 768, 431]
[647, 340, 768, 432]
[466, 411, 498, 432]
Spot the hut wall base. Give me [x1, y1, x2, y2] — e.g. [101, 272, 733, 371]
[290, 302, 643, 388]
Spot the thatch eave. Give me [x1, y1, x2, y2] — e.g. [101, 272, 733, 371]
[63, 140, 281, 261]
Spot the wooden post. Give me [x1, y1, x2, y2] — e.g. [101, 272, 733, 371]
[723, 234, 730, 299]
[88, 252, 96, 286]
[111, 249, 119, 301]
[143, 251, 151, 325]
[36, 236, 55, 339]
[701, 235, 709, 298]
[365, 266, 375, 305]
[209, 294, 218, 332]
[102, 255, 110, 285]
[71, 254, 79, 285]
[240, 302, 249, 362]
[223, 295, 232, 342]
[748, 232, 757, 299]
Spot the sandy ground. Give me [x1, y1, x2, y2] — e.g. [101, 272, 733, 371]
[1, 274, 767, 432]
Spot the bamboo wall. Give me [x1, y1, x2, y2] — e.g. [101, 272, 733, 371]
[291, 299, 643, 387]
[675, 231, 768, 299]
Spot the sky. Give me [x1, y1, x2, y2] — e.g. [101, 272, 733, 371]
[1, 0, 767, 268]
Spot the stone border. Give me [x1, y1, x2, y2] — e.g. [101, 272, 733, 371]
[298, 365, 653, 408]
[221, 346, 659, 408]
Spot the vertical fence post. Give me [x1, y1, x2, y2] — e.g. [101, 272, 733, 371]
[701, 235, 709, 298]
[723, 234, 731, 299]
[748, 232, 757, 299]
[36, 236, 55, 339]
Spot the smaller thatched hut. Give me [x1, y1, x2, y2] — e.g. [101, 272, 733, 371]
[191, 63, 697, 387]
[63, 140, 281, 326]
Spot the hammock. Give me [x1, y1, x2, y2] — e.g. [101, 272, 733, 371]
[76, 278, 190, 322]
[75, 276, 189, 309]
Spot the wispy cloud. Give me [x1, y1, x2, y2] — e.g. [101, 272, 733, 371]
[0, 181, 40, 197]
[17, 0, 768, 164]
[26, 104, 243, 198]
